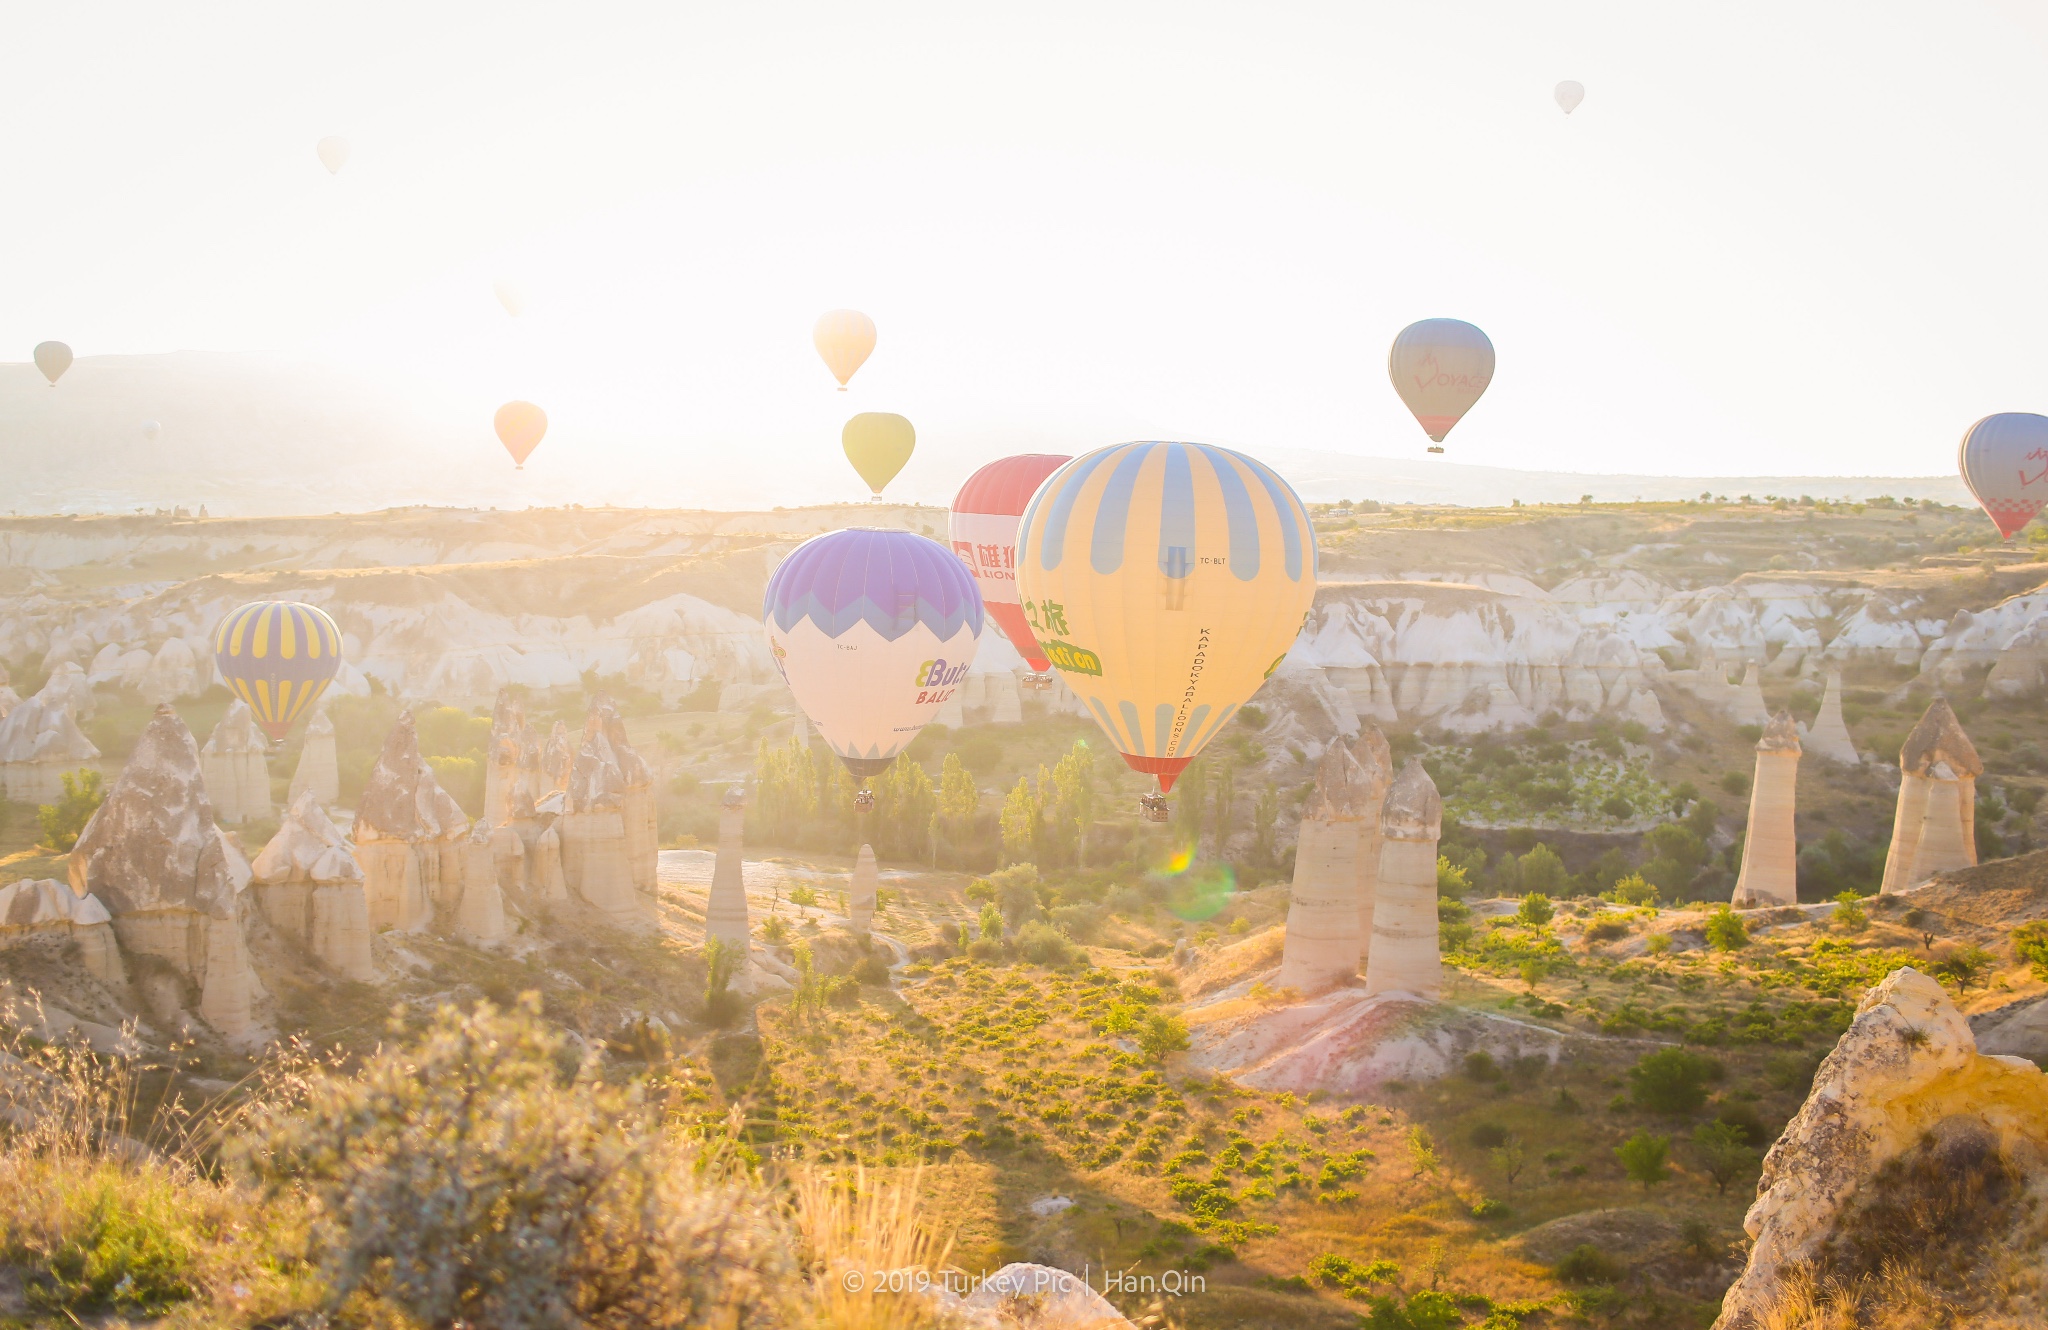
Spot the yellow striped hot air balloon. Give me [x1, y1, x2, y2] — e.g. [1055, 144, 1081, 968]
[1015, 442, 1317, 798]
[212, 600, 345, 741]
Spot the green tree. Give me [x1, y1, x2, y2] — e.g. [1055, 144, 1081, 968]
[1615, 1131, 1670, 1190]
[1136, 1012, 1189, 1060]
[1831, 889, 1868, 932]
[931, 751, 980, 865]
[870, 752, 936, 860]
[1435, 855, 1471, 897]
[1515, 892, 1555, 927]
[999, 775, 1042, 865]
[1692, 1121, 1758, 1196]
[1628, 1049, 1721, 1114]
[1603, 873, 1657, 906]
[1936, 944, 1995, 994]
[1491, 1134, 1527, 1189]
[977, 902, 1005, 941]
[36, 768, 104, 852]
[1517, 844, 1568, 895]
[1706, 905, 1749, 952]
[1407, 1125, 1440, 1178]
[1046, 740, 1099, 867]
[703, 936, 740, 1025]
[2013, 921, 2048, 979]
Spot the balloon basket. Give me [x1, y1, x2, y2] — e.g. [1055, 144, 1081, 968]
[853, 788, 875, 813]
[1427, 446, 1444, 454]
[1021, 671, 1056, 693]
[1140, 792, 1171, 824]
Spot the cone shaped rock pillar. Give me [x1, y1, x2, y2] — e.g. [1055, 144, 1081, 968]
[1351, 725, 1394, 970]
[851, 844, 878, 933]
[1732, 712, 1802, 908]
[1803, 671, 1860, 765]
[1277, 744, 1370, 994]
[1362, 758, 1443, 1000]
[706, 786, 751, 951]
[1881, 698, 1982, 893]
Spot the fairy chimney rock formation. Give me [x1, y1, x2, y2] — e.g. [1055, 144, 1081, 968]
[200, 700, 273, 825]
[556, 713, 653, 932]
[1713, 968, 2048, 1329]
[140, 637, 205, 705]
[542, 721, 575, 794]
[1732, 711, 1802, 908]
[1351, 725, 1394, 969]
[706, 785, 751, 951]
[1277, 743, 1371, 995]
[592, 695, 659, 899]
[287, 705, 339, 807]
[0, 878, 126, 989]
[249, 789, 373, 981]
[0, 686, 100, 804]
[988, 670, 1024, 726]
[67, 705, 258, 1039]
[455, 821, 510, 946]
[1802, 670, 1860, 765]
[351, 712, 470, 933]
[1881, 698, 1983, 894]
[1362, 758, 1444, 1000]
[1730, 660, 1771, 727]
[484, 690, 530, 827]
[850, 843, 879, 933]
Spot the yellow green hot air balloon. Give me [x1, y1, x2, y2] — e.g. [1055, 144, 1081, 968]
[1015, 442, 1317, 796]
[843, 412, 915, 498]
[212, 600, 345, 741]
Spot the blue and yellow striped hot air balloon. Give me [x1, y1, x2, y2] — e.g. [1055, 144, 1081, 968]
[211, 600, 345, 741]
[1015, 441, 1317, 794]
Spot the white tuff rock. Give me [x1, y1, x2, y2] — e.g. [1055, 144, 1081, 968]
[1731, 712, 1800, 908]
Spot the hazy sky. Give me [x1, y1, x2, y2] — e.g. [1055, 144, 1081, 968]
[3, 1, 2046, 491]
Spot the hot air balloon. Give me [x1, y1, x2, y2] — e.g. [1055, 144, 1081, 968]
[814, 309, 876, 389]
[844, 412, 915, 498]
[141, 421, 162, 442]
[1555, 81, 1585, 114]
[494, 279, 524, 317]
[1959, 413, 2048, 538]
[495, 401, 548, 468]
[763, 528, 982, 792]
[317, 136, 351, 174]
[213, 600, 345, 742]
[950, 454, 1071, 686]
[33, 342, 71, 386]
[1389, 319, 1494, 453]
[1015, 442, 1318, 803]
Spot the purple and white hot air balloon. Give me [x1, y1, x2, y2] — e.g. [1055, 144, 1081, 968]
[764, 528, 983, 782]
[1959, 412, 2048, 539]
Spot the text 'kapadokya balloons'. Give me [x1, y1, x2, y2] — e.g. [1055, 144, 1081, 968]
[1389, 319, 1494, 450]
[33, 342, 72, 386]
[317, 137, 351, 174]
[1555, 81, 1585, 114]
[495, 401, 548, 468]
[1959, 412, 2048, 538]
[213, 600, 345, 741]
[844, 412, 915, 497]
[763, 528, 982, 780]
[950, 454, 1072, 674]
[814, 309, 876, 389]
[1016, 442, 1318, 793]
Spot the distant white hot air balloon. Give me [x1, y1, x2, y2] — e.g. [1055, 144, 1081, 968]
[493, 280, 525, 318]
[1555, 81, 1585, 114]
[142, 421, 162, 442]
[317, 136, 351, 174]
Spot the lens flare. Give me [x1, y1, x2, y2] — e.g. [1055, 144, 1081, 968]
[1152, 851, 1235, 921]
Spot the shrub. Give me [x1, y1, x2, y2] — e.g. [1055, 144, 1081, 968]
[1137, 1013, 1190, 1061]
[1468, 1121, 1509, 1148]
[1600, 794, 1634, 819]
[1014, 920, 1080, 967]
[1706, 906, 1749, 952]
[1631, 1049, 1723, 1116]
[977, 902, 1005, 941]
[1553, 1243, 1624, 1284]
[1436, 855, 1471, 896]
[1517, 845, 1567, 896]
[36, 769, 105, 852]
[1515, 893, 1555, 927]
[1616, 1131, 1671, 1189]
[248, 999, 794, 1327]
[1646, 934, 1672, 955]
[1693, 1120, 1759, 1195]
[758, 915, 790, 944]
[703, 937, 742, 1026]
[1831, 890, 1868, 933]
[1721, 771, 1751, 797]
[1584, 912, 1633, 942]
[849, 950, 891, 986]
[1602, 873, 1657, 906]
[2015, 922, 2048, 979]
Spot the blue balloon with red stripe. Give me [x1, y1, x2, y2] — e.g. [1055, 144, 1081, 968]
[211, 600, 345, 741]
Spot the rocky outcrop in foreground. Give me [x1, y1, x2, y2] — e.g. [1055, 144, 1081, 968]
[1715, 967, 2048, 1328]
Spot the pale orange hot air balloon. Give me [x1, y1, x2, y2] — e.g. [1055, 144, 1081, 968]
[813, 310, 876, 390]
[494, 401, 547, 469]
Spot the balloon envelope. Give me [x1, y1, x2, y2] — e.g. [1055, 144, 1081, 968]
[1389, 319, 1494, 444]
[813, 309, 877, 388]
[141, 420, 162, 442]
[843, 412, 915, 497]
[213, 600, 345, 741]
[950, 454, 1072, 671]
[763, 528, 982, 777]
[1555, 80, 1585, 114]
[494, 279, 524, 317]
[1016, 442, 1318, 791]
[1959, 412, 2048, 538]
[495, 401, 548, 467]
[33, 342, 72, 386]
[317, 136, 351, 174]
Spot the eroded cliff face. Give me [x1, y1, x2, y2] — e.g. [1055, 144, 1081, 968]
[1715, 967, 2048, 1328]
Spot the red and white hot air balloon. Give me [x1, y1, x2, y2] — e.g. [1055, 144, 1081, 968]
[1959, 412, 2048, 538]
[949, 454, 1071, 684]
[1389, 318, 1494, 453]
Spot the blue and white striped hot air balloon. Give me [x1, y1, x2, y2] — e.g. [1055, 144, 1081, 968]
[763, 528, 983, 779]
[1015, 441, 1317, 792]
